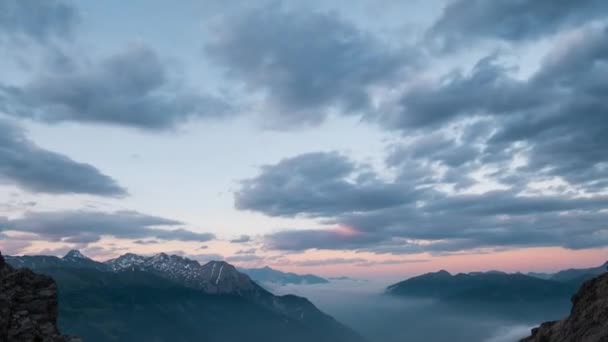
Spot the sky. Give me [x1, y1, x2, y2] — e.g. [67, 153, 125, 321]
[0, 0, 607, 279]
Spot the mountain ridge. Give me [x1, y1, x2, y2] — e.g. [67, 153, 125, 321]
[386, 269, 587, 303]
[6, 250, 366, 342]
[240, 265, 329, 285]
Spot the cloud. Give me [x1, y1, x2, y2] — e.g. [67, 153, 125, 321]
[353, 259, 428, 267]
[35, 245, 76, 257]
[425, 191, 608, 216]
[236, 248, 257, 254]
[0, 0, 78, 43]
[240, 145, 608, 253]
[153, 228, 215, 242]
[189, 253, 224, 263]
[236, 152, 415, 217]
[0, 119, 127, 196]
[80, 245, 128, 260]
[277, 257, 427, 267]
[205, 3, 413, 128]
[1, 44, 230, 130]
[491, 27, 608, 190]
[279, 258, 427, 267]
[0, 239, 31, 255]
[379, 56, 540, 130]
[0, 198, 37, 213]
[226, 254, 263, 263]
[427, 0, 608, 50]
[382, 26, 608, 191]
[229, 234, 251, 243]
[337, 195, 608, 253]
[133, 239, 160, 245]
[282, 258, 368, 267]
[265, 228, 385, 251]
[0, 210, 215, 244]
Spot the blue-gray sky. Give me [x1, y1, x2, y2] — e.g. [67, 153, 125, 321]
[1, 0, 607, 277]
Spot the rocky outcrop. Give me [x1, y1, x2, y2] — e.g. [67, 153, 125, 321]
[522, 272, 608, 342]
[0, 251, 79, 342]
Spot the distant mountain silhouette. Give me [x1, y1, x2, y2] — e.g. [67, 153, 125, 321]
[5, 249, 110, 271]
[240, 266, 329, 285]
[387, 270, 581, 303]
[548, 261, 608, 283]
[7, 251, 365, 342]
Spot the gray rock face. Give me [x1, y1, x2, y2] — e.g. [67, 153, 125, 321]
[0, 251, 79, 342]
[522, 272, 608, 342]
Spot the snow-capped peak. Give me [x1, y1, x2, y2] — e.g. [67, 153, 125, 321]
[105, 253, 147, 271]
[105, 253, 261, 296]
[63, 249, 88, 260]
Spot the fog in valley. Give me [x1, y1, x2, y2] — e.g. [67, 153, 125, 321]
[270, 280, 569, 342]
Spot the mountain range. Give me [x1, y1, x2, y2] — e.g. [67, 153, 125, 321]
[6, 250, 330, 286]
[386, 266, 607, 303]
[385, 267, 608, 325]
[239, 266, 329, 285]
[5, 250, 365, 342]
[528, 261, 608, 283]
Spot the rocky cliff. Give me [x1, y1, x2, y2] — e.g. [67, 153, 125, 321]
[522, 272, 608, 342]
[0, 251, 78, 342]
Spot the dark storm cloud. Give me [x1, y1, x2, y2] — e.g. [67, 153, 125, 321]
[0, 0, 77, 42]
[427, 0, 608, 50]
[1, 45, 230, 130]
[205, 4, 414, 127]
[0, 119, 126, 196]
[0, 210, 215, 243]
[235, 152, 415, 217]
